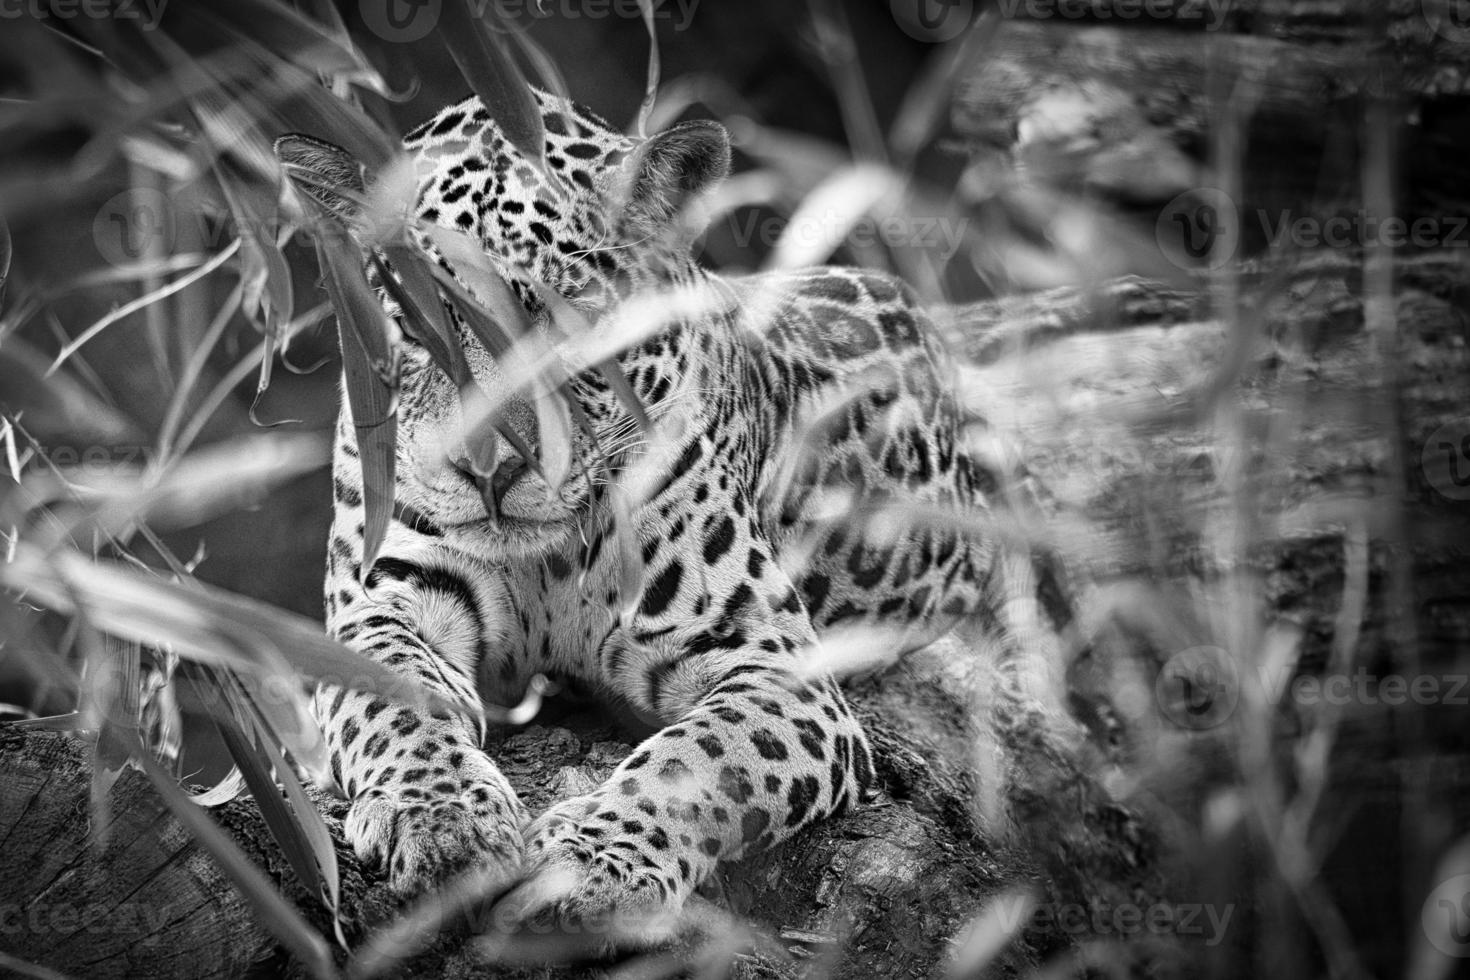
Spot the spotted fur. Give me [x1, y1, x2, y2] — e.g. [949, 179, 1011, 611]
[292, 90, 1070, 927]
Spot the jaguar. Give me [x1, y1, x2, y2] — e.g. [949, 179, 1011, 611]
[276, 88, 1073, 936]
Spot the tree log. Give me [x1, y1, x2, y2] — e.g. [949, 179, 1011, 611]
[0, 634, 1142, 980]
[953, 14, 1470, 265]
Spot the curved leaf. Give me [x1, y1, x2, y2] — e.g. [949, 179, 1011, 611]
[315, 236, 398, 581]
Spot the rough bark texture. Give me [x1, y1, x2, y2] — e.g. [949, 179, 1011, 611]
[0, 726, 273, 979]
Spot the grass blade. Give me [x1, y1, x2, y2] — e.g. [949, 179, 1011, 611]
[1, 544, 476, 719]
[315, 236, 398, 581]
[435, 0, 545, 168]
[112, 726, 339, 980]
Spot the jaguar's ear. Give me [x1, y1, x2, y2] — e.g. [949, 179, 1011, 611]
[619, 120, 731, 235]
[274, 134, 367, 227]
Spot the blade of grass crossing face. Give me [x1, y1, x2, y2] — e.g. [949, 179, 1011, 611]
[533, 284, 654, 433]
[421, 225, 535, 339]
[373, 252, 464, 383]
[316, 236, 397, 580]
[427, 265, 516, 359]
[536, 385, 573, 497]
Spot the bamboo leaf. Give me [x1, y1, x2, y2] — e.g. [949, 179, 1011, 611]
[315, 235, 398, 581]
[228, 652, 329, 783]
[535, 386, 573, 497]
[532, 285, 654, 433]
[242, 698, 346, 948]
[23, 433, 329, 539]
[203, 666, 341, 938]
[208, 679, 327, 904]
[215, 160, 294, 334]
[426, 263, 517, 360]
[0, 336, 139, 444]
[375, 248, 469, 386]
[634, 0, 661, 139]
[113, 726, 339, 980]
[1, 544, 475, 720]
[0, 212, 10, 309]
[420, 224, 534, 342]
[766, 164, 905, 270]
[188, 766, 246, 806]
[435, 0, 545, 168]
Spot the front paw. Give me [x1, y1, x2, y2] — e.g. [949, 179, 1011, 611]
[493, 793, 707, 946]
[346, 754, 530, 896]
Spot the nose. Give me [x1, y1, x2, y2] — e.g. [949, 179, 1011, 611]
[451, 453, 530, 522]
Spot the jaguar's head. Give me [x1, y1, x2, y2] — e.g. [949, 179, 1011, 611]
[278, 91, 731, 557]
